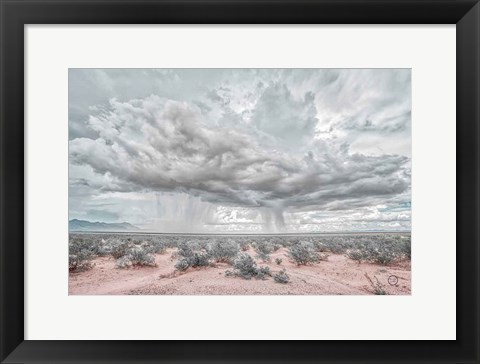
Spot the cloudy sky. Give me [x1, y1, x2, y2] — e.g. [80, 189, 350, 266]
[69, 69, 411, 233]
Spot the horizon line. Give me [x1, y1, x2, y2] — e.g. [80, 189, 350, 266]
[69, 230, 411, 235]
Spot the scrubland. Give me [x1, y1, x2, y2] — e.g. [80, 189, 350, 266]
[69, 232, 411, 295]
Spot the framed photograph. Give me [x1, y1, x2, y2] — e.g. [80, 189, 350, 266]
[67, 67, 413, 296]
[1, 0, 478, 363]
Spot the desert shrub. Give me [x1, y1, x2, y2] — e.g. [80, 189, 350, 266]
[286, 237, 300, 246]
[253, 241, 274, 262]
[256, 251, 271, 262]
[370, 248, 398, 265]
[275, 258, 282, 265]
[177, 240, 206, 258]
[345, 240, 405, 265]
[314, 240, 347, 254]
[69, 237, 101, 255]
[177, 242, 194, 258]
[253, 241, 274, 255]
[363, 242, 399, 265]
[97, 244, 113, 256]
[226, 253, 271, 280]
[188, 252, 211, 267]
[239, 241, 250, 251]
[257, 266, 272, 279]
[274, 269, 290, 284]
[68, 238, 98, 272]
[69, 251, 94, 272]
[364, 273, 387, 295]
[115, 247, 156, 269]
[128, 248, 156, 267]
[112, 241, 131, 259]
[288, 241, 320, 265]
[231, 253, 258, 279]
[174, 240, 212, 271]
[142, 245, 155, 255]
[208, 239, 240, 263]
[313, 241, 328, 252]
[400, 240, 411, 259]
[174, 258, 190, 271]
[174, 251, 211, 271]
[345, 249, 365, 263]
[144, 240, 168, 254]
[115, 255, 133, 269]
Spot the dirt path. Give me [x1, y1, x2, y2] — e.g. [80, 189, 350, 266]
[69, 248, 411, 295]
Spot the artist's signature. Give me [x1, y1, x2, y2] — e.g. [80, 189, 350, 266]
[387, 275, 399, 285]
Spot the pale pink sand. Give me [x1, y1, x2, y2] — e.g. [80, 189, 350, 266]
[69, 248, 411, 295]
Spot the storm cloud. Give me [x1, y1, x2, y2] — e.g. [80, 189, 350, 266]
[69, 69, 411, 232]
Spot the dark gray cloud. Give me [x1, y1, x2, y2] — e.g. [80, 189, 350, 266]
[70, 95, 409, 209]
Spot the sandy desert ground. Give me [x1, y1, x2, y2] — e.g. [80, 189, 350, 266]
[69, 247, 410, 295]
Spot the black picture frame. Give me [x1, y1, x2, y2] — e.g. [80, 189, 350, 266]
[1, 0, 479, 363]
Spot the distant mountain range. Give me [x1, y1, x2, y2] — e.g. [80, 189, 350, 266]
[69, 219, 140, 232]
